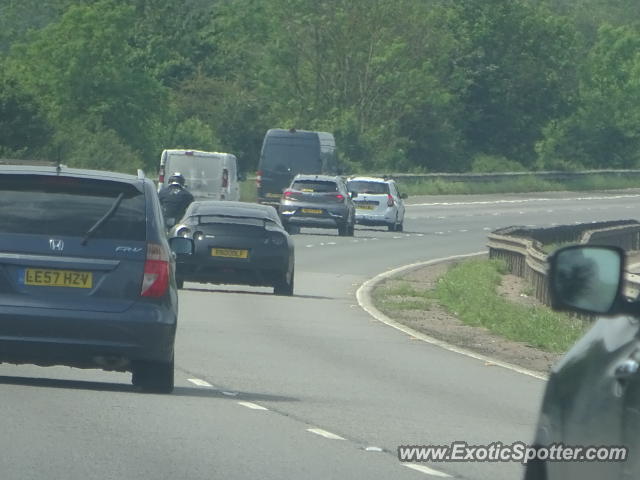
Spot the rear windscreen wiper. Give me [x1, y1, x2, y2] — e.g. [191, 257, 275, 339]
[81, 192, 125, 246]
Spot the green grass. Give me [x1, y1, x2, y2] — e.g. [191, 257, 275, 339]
[431, 259, 588, 353]
[373, 259, 588, 353]
[240, 179, 257, 202]
[372, 281, 433, 312]
[396, 174, 640, 196]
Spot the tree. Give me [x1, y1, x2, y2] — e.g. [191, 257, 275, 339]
[447, 0, 579, 167]
[537, 24, 640, 169]
[8, 0, 167, 168]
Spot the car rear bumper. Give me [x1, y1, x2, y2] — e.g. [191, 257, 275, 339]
[355, 214, 394, 226]
[176, 252, 290, 287]
[355, 208, 395, 225]
[280, 205, 349, 228]
[0, 303, 176, 370]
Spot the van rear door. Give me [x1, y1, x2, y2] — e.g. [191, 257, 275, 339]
[166, 152, 224, 200]
[258, 133, 321, 202]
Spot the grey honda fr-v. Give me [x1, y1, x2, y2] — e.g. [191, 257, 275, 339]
[0, 164, 190, 393]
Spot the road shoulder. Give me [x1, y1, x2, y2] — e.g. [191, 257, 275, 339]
[357, 253, 552, 380]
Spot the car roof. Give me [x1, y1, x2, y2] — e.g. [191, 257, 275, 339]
[348, 176, 391, 184]
[187, 201, 278, 218]
[292, 174, 340, 182]
[0, 164, 146, 190]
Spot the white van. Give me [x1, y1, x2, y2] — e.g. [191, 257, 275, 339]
[158, 149, 240, 201]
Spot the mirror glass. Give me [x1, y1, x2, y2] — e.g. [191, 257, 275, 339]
[169, 237, 194, 255]
[551, 247, 622, 313]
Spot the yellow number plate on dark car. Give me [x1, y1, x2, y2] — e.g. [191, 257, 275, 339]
[301, 208, 323, 214]
[25, 268, 93, 288]
[211, 248, 249, 259]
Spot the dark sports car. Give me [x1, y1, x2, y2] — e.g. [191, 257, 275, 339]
[170, 201, 295, 295]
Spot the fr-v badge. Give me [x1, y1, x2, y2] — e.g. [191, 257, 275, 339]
[49, 239, 64, 251]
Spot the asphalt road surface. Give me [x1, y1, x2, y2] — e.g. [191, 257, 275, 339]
[2, 189, 639, 480]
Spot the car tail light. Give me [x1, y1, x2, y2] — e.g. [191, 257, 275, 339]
[283, 190, 296, 200]
[222, 168, 229, 188]
[141, 243, 170, 298]
[158, 166, 165, 184]
[387, 194, 395, 207]
[335, 194, 345, 201]
[256, 170, 263, 188]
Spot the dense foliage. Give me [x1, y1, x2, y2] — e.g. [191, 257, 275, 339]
[1, 0, 639, 174]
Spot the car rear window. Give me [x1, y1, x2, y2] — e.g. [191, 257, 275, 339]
[291, 180, 338, 192]
[0, 175, 146, 241]
[347, 181, 389, 194]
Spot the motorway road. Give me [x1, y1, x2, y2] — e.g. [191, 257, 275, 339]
[2, 190, 639, 480]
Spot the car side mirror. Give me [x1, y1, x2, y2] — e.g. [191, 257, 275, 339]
[169, 237, 194, 256]
[548, 245, 625, 315]
[400, 193, 408, 199]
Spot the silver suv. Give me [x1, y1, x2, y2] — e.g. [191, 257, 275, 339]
[347, 177, 407, 231]
[279, 174, 356, 236]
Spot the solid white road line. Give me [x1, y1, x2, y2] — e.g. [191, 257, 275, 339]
[407, 193, 640, 207]
[356, 252, 548, 381]
[188, 378, 213, 388]
[222, 391, 238, 397]
[403, 464, 452, 477]
[306, 428, 345, 440]
[237, 401, 268, 410]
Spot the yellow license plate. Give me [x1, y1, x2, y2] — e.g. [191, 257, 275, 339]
[24, 268, 93, 288]
[301, 208, 323, 214]
[211, 248, 249, 259]
[357, 204, 375, 210]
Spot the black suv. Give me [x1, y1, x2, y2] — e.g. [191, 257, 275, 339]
[279, 174, 356, 236]
[0, 165, 190, 393]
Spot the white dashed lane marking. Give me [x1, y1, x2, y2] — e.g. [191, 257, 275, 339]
[188, 378, 213, 388]
[306, 428, 345, 440]
[403, 464, 452, 477]
[237, 401, 269, 411]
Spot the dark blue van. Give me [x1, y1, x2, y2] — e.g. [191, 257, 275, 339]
[256, 128, 338, 205]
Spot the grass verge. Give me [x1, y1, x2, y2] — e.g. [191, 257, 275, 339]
[396, 174, 640, 196]
[240, 180, 257, 202]
[372, 258, 588, 353]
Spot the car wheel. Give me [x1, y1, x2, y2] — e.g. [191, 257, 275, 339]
[132, 356, 174, 393]
[387, 221, 396, 232]
[347, 223, 355, 236]
[274, 267, 294, 296]
[396, 222, 403, 232]
[338, 223, 348, 236]
[176, 277, 184, 289]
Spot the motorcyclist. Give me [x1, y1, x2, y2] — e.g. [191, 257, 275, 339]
[158, 172, 194, 228]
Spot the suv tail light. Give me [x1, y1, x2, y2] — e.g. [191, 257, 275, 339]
[283, 190, 296, 200]
[387, 194, 395, 207]
[335, 194, 345, 201]
[141, 243, 170, 297]
[256, 170, 263, 188]
[158, 166, 165, 184]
